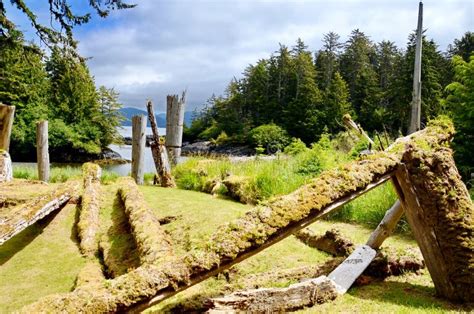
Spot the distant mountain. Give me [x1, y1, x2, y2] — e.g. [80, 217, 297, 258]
[119, 107, 194, 127]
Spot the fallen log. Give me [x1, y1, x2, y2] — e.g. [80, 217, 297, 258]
[0, 181, 79, 245]
[294, 228, 354, 256]
[77, 163, 102, 257]
[207, 275, 338, 313]
[21, 118, 453, 312]
[117, 177, 175, 265]
[206, 250, 424, 312]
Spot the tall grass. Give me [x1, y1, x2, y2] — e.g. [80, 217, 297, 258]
[13, 165, 120, 184]
[173, 136, 350, 204]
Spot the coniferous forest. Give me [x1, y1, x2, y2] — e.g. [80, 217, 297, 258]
[186, 31, 473, 178]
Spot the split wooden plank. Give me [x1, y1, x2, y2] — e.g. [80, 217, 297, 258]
[328, 245, 376, 294]
[165, 92, 186, 164]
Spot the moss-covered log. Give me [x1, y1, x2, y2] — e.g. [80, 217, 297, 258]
[117, 177, 175, 265]
[294, 228, 354, 256]
[21, 118, 454, 312]
[395, 145, 473, 302]
[78, 163, 102, 257]
[0, 181, 79, 245]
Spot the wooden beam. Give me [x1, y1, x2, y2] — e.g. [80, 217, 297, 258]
[366, 199, 403, 249]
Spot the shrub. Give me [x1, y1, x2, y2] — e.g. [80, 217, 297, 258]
[249, 123, 289, 154]
[284, 138, 308, 156]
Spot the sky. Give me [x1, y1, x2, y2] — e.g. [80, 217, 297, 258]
[6, 0, 474, 112]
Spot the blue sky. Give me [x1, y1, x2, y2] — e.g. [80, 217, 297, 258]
[6, 0, 474, 112]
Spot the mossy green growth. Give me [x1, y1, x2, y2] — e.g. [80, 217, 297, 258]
[116, 177, 175, 265]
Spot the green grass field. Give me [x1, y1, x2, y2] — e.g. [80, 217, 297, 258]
[1, 179, 470, 313]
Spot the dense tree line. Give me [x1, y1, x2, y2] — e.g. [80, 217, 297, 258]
[0, 29, 123, 161]
[187, 30, 473, 177]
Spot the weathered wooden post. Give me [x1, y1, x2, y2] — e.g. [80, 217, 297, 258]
[165, 91, 186, 164]
[36, 120, 50, 182]
[146, 100, 176, 187]
[408, 1, 423, 134]
[0, 103, 15, 183]
[131, 115, 146, 185]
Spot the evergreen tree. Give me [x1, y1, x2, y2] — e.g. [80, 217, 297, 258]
[390, 33, 446, 133]
[340, 29, 382, 131]
[443, 55, 474, 178]
[321, 71, 352, 133]
[315, 32, 343, 90]
[0, 30, 50, 159]
[448, 32, 474, 62]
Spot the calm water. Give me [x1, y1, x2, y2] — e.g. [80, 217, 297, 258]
[13, 126, 168, 176]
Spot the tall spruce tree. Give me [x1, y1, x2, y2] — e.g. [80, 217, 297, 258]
[340, 29, 382, 131]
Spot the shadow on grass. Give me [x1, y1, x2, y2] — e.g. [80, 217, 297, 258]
[99, 193, 140, 278]
[350, 280, 472, 312]
[0, 208, 62, 266]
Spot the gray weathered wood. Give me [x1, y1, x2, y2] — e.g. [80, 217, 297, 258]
[342, 114, 375, 148]
[36, 121, 50, 182]
[165, 91, 186, 164]
[0, 103, 15, 151]
[131, 115, 146, 185]
[146, 101, 175, 187]
[408, 1, 423, 134]
[328, 245, 376, 294]
[208, 275, 338, 312]
[366, 199, 403, 249]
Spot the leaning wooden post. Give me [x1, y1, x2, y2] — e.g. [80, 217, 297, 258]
[165, 91, 186, 164]
[0, 104, 15, 183]
[131, 115, 146, 185]
[146, 101, 175, 187]
[36, 121, 50, 182]
[408, 1, 423, 134]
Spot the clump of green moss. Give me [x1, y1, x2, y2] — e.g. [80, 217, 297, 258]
[117, 177, 175, 266]
[77, 163, 102, 257]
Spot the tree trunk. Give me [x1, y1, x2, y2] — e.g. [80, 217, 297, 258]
[146, 101, 175, 187]
[394, 146, 473, 302]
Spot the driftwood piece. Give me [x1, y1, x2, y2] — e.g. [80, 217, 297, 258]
[132, 115, 146, 185]
[342, 114, 375, 148]
[208, 276, 338, 313]
[117, 177, 175, 265]
[394, 146, 474, 302]
[0, 181, 79, 245]
[146, 100, 175, 187]
[77, 163, 102, 257]
[294, 228, 354, 256]
[36, 120, 50, 182]
[21, 119, 454, 312]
